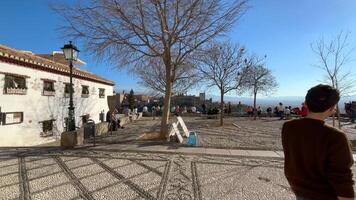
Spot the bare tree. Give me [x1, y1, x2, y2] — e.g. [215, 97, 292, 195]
[311, 31, 356, 128]
[53, 0, 248, 138]
[136, 57, 198, 95]
[241, 55, 278, 119]
[198, 41, 245, 126]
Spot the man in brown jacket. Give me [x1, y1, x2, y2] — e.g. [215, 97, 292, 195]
[282, 84, 354, 200]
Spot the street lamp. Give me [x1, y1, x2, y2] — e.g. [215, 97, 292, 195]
[61, 41, 79, 131]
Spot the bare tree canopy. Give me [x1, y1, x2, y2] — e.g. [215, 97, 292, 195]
[311, 31, 356, 128]
[197, 41, 246, 125]
[53, 0, 248, 137]
[311, 31, 356, 96]
[241, 55, 278, 114]
[136, 57, 198, 95]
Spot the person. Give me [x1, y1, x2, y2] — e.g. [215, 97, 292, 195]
[284, 106, 291, 120]
[156, 106, 160, 116]
[237, 101, 243, 116]
[123, 107, 130, 117]
[282, 84, 354, 200]
[175, 105, 180, 116]
[257, 106, 262, 119]
[151, 106, 156, 120]
[301, 102, 308, 117]
[191, 106, 197, 113]
[228, 102, 232, 115]
[266, 107, 272, 117]
[106, 110, 115, 131]
[202, 103, 206, 114]
[142, 105, 148, 113]
[278, 102, 284, 120]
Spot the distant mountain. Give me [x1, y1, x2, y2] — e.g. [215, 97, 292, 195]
[207, 94, 305, 107]
[206, 94, 356, 113]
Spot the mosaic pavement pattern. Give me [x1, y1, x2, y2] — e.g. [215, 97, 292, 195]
[0, 148, 296, 200]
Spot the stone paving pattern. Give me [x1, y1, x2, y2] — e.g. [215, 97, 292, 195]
[0, 148, 296, 200]
[2, 148, 356, 200]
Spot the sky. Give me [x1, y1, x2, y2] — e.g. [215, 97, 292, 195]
[0, 0, 355, 98]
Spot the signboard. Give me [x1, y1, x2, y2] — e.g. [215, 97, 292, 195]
[168, 122, 183, 143]
[3, 112, 23, 125]
[177, 116, 189, 137]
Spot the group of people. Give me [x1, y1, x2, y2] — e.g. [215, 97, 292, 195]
[244, 102, 309, 120]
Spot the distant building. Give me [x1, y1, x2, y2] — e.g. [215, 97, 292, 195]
[0, 45, 114, 146]
[107, 92, 157, 111]
[171, 92, 212, 108]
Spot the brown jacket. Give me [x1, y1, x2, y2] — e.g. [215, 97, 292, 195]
[282, 118, 354, 199]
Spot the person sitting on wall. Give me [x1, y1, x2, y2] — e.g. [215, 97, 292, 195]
[114, 109, 123, 129]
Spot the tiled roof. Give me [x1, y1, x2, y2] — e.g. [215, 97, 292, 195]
[0, 45, 114, 86]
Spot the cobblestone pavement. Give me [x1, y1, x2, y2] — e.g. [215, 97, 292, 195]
[0, 148, 297, 200]
[187, 117, 285, 151]
[96, 117, 355, 151]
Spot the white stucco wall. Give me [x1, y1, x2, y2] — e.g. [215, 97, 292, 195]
[0, 62, 113, 146]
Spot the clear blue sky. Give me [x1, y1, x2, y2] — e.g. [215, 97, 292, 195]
[0, 0, 355, 97]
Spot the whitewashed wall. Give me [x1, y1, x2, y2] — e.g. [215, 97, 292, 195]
[0, 62, 113, 146]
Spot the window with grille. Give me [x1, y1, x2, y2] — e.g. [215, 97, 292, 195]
[82, 85, 89, 98]
[4, 75, 27, 94]
[43, 81, 55, 96]
[99, 88, 105, 98]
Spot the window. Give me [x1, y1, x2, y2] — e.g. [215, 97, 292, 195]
[40, 119, 55, 137]
[82, 85, 89, 98]
[2, 112, 23, 125]
[99, 88, 105, 98]
[64, 83, 72, 97]
[4, 75, 27, 94]
[43, 81, 55, 96]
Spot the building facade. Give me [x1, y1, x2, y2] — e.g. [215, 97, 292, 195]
[0, 45, 114, 146]
[171, 92, 212, 108]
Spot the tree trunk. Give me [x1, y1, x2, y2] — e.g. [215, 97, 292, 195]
[160, 80, 172, 139]
[220, 90, 224, 126]
[160, 51, 173, 139]
[337, 104, 341, 129]
[253, 92, 257, 120]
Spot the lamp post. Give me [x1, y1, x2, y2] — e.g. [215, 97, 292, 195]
[61, 41, 79, 132]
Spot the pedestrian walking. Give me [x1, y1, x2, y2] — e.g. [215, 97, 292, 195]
[282, 84, 354, 200]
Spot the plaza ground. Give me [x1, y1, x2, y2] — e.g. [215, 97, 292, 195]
[1, 116, 356, 200]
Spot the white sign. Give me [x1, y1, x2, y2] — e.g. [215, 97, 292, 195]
[177, 116, 189, 137]
[168, 122, 183, 143]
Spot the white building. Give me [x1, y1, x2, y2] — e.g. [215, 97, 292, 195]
[0, 45, 114, 146]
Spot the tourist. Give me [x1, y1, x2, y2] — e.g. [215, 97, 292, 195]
[156, 106, 160, 116]
[282, 84, 354, 200]
[246, 106, 253, 117]
[175, 105, 180, 116]
[151, 106, 156, 120]
[237, 101, 243, 116]
[202, 103, 206, 114]
[266, 107, 272, 117]
[252, 107, 258, 120]
[301, 102, 309, 117]
[277, 102, 284, 120]
[123, 107, 130, 117]
[142, 105, 148, 113]
[284, 106, 291, 120]
[257, 106, 262, 119]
